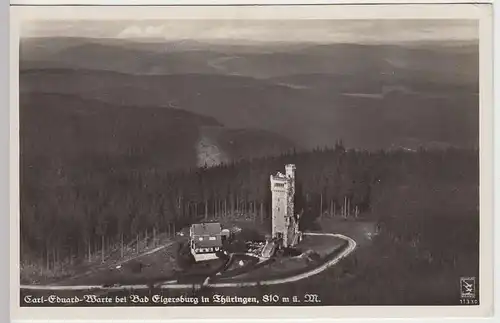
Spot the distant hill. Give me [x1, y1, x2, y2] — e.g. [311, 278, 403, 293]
[20, 93, 219, 176]
[20, 93, 297, 182]
[20, 68, 479, 151]
[20, 38, 478, 84]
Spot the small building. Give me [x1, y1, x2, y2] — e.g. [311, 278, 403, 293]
[270, 164, 301, 248]
[189, 222, 223, 262]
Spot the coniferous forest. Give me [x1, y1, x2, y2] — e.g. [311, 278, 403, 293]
[20, 122, 479, 279]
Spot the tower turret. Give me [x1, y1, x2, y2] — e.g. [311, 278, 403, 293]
[271, 164, 299, 248]
[285, 164, 296, 180]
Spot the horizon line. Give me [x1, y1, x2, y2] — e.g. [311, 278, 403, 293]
[20, 36, 479, 45]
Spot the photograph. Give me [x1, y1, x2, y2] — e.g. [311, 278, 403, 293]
[10, 4, 493, 320]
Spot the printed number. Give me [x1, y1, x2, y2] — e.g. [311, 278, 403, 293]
[262, 294, 280, 303]
[460, 298, 478, 305]
[304, 294, 320, 303]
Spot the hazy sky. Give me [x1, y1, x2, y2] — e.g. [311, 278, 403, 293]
[22, 19, 478, 44]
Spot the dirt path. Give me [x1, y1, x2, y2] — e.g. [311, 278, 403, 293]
[20, 233, 356, 291]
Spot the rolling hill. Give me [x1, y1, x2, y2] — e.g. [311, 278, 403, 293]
[20, 37, 478, 84]
[20, 93, 217, 174]
[20, 92, 297, 181]
[20, 67, 479, 151]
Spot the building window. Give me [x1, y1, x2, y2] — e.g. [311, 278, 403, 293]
[198, 237, 203, 241]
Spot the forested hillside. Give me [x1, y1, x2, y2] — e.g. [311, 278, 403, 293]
[171, 146, 479, 305]
[20, 92, 221, 172]
[20, 135, 479, 277]
[19, 92, 298, 271]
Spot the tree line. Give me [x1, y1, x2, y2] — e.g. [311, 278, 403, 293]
[20, 142, 478, 275]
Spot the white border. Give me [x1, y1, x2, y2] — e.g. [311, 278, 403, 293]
[9, 3, 495, 321]
[8, 1, 496, 6]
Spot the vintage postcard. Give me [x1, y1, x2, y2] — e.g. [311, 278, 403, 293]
[9, 3, 494, 321]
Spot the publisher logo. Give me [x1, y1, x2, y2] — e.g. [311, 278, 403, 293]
[460, 277, 476, 298]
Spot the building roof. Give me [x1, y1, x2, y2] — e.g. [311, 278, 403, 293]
[191, 223, 223, 248]
[191, 222, 222, 236]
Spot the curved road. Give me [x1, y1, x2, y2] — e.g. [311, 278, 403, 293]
[20, 233, 356, 291]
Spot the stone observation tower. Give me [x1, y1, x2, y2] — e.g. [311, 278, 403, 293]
[270, 164, 301, 248]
